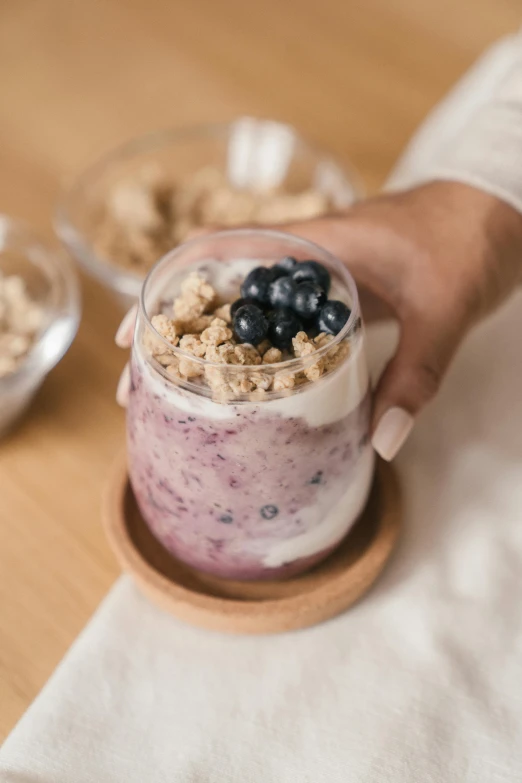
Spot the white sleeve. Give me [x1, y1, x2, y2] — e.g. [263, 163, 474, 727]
[387, 31, 522, 215]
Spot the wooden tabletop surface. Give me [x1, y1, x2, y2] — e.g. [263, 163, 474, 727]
[0, 0, 519, 739]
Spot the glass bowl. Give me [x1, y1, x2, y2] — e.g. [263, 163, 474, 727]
[55, 118, 363, 309]
[0, 216, 81, 436]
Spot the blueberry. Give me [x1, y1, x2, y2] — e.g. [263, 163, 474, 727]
[230, 297, 263, 319]
[317, 300, 351, 335]
[270, 266, 287, 280]
[240, 266, 279, 304]
[268, 308, 303, 351]
[292, 260, 331, 293]
[293, 281, 327, 319]
[268, 276, 297, 309]
[233, 304, 269, 344]
[219, 514, 233, 524]
[260, 504, 279, 520]
[275, 255, 298, 273]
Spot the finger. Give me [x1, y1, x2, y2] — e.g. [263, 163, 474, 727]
[186, 216, 395, 320]
[261, 214, 401, 306]
[371, 314, 464, 460]
[185, 225, 219, 240]
[188, 214, 371, 278]
[186, 214, 397, 314]
[116, 362, 131, 407]
[357, 285, 395, 322]
[271, 215, 357, 264]
[115, 305, 138, 349]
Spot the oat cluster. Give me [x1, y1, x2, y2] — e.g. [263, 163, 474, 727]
[144, 272, 350, 399]
[93, 166, 332, 274]
[0, 273, 46, 378]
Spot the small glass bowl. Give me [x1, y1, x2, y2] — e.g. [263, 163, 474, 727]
[55, 118, 363, 309]
[0, 216, 81, 436]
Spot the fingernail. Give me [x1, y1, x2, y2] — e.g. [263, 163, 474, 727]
[116, 363, 131, 408]
[115, 305, 138, 348]
[372, 407, 414, 461]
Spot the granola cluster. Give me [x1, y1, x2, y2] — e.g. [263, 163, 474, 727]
[0, 273, 46, 378]
[144, 272, 350, 399]
[93, 166, 332, 274]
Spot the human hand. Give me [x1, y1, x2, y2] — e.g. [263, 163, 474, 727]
[266, 181, 522, 459]
[114, 181, 522, 459]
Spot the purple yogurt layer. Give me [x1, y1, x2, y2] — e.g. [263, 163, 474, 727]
[127, 352, 373, 581]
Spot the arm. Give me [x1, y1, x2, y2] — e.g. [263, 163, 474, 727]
[388, 30, 522, 214]
[267, 33, 522, 459]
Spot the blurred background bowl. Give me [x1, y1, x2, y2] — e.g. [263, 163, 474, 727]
[55, 118, 363, 308]
[0, 216, 80, 436]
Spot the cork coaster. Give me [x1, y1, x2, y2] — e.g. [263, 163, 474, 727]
[103, 455, 401, 634]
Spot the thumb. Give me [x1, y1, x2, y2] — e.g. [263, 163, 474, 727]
[260, 215, 397, 318]
[371, 313, 464, 460]
[265, 215, 371, 276]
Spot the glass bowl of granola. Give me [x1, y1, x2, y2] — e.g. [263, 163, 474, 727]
[122, 228, 373, 581]
[0, 216, 80, 436]
[55, 118, 362, 308]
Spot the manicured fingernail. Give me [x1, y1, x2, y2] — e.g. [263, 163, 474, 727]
[116, 363, 131, 408]
[372, 407, 414, 461]
[115, 305, 138, 348]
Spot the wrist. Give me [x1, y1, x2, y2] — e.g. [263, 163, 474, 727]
[485, 188, 522, 289]
[421, 180, 522, 306]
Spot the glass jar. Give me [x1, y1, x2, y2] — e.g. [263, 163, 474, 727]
[127, 229, 374, 581]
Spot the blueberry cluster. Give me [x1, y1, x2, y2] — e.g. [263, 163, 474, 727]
[231, 257, 351, 350]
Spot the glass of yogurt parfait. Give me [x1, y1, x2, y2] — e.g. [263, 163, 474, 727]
[126, 229, 374, 581]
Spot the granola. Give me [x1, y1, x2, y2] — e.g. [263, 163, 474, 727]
[93, 166, 334, 274]
[200, 318, 233, 346]
[233, 344, 262, 366]
[262, 347, 283, 364]
[143, 270, 352, 399]
[179, 334, 206, 357]
[212, 303, 232, 323]
[0, 273, 45, 378]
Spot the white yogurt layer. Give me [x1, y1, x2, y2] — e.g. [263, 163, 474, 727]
[136, 328, 369, 429]
[265, 335, 368, 427]
[262, 445, 375, 568]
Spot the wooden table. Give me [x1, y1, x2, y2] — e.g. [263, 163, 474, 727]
[0, 0, 519, 739]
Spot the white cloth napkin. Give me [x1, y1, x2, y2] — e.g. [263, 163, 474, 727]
[2, 35, 522, 783]
[388, 30, 522, 211]
[2, 292, 522, 782]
